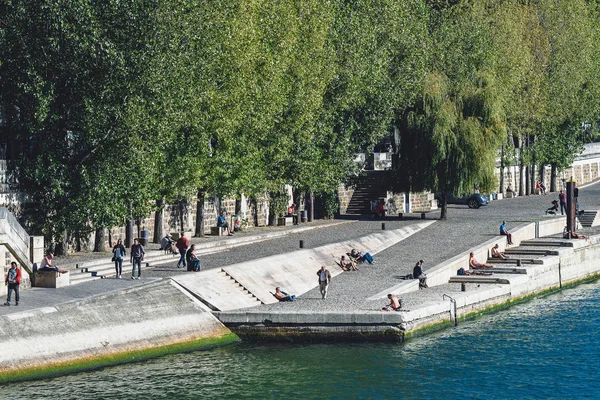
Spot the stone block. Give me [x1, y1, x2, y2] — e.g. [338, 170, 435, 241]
[30, 236, 44, 265]
[171, 231, 193, 240]
[34, 271, 70, 288]
[211, 226, 226, 236]
[277, 217, 293, 226]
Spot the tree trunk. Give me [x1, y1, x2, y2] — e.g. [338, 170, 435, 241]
[195, 189, 205, 237]
[93, 227, 106, 252]
[235, 197, 242, 215]
[530, 164, 536, 195]
[153, 197, 165, 243]
[268, 192, 277, 226]
[439, 192, 448, 220]
[54, 230, 68, 256]
[525, 166, 530, 195]
[125, 220, 133, 247]
[307, 191, 314, 222]
[499, 145, 505, 194]
[252, 197, 259, 227]
[178, 200, 185, 233]
[518, 154, 525, 197]
[550, 164, 558, 192]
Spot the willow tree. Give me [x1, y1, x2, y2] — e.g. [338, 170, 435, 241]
[535, 0, 600, 191]
[396, 2, 506, 219]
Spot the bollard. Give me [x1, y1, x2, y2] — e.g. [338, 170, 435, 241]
[516, 259, 521, 267]
[76, 263, 79, 269]
[382, 223, 386, 230]
[461, 283, 466, 292]
[421, 212, 426, 219]
[399, 213, 403, 220]
[299, 240, 304, 249]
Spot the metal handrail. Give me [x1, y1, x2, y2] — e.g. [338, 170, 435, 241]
[443, 294, 458, 327]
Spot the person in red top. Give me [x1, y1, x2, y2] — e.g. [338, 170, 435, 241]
[4, 261, 21, 306]
[559, 190, 567, 215]
[175, 233, 190, 269]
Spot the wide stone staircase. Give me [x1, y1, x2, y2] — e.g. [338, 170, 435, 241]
[345, 171, 389, 215]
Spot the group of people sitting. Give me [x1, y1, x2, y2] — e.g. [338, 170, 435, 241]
[339, 248, 375, 270]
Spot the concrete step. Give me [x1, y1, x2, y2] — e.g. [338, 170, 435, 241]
[504, 248, 559, 256]
[449, 276, 510, 284]
[68, 247, 221, 285]
[578, 210, 600, 227]
[173, 269, 263, 311]
[485, 267, 527, 274]
[520, 240, 573, 247]
[487, 258, 543, 265]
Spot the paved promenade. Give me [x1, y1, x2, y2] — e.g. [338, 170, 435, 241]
[3, 183, 600, 317]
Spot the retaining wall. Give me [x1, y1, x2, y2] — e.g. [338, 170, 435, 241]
[0, 280, 238, 381]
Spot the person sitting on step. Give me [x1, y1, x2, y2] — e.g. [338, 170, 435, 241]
[413, 260, 428, 289]
[491, 244, 509, 260]
[217, 209, 233, 236]
[185, 244, 201, 272]
[469, 252, 493, 270]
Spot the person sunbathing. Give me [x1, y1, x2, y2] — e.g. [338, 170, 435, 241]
[491, 244, 509, 260]
[570, 231, 589, 239]
[469, 252, 493, 269]
[382, 294, 401, 311]
[340, 255, 358, 271]
[273, 287, 296, 302]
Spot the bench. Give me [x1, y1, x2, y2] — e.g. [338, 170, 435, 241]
[277, 216, 294, 226]
[211, 226, 227, 236]
[34, 270, 70, 288]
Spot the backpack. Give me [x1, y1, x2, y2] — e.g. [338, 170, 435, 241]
[457, 267, 465, 276]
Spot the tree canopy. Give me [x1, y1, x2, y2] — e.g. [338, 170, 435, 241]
[1, 0, 599, 240]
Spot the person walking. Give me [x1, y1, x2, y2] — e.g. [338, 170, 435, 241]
[317, 265, 332, 299]
[130, 238, 145, 280]
[112, 239, 126, 279]
[4, 261, 21, 306]
[559, 190, 567, 215]
[175, 233, 189, 269]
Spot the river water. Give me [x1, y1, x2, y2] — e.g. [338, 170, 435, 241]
[2, 280, 600, 399]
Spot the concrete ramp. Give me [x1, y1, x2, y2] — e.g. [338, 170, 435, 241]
[174, 221, 435, 311]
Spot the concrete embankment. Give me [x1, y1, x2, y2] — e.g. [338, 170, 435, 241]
[0, 279, 238, 382]
[216, 218, 600, 342]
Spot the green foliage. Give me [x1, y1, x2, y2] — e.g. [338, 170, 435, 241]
[2, 0, 600, 234]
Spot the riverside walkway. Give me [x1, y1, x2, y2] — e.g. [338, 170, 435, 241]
[2, 183, 600, 318]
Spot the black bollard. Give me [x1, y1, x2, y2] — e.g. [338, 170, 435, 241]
[421, 212, 426, 219]
[516, 259, 521, 267]
[299, 240, 304, 249]
[382, 223, 386, 230]
[461, 283, 466, 292]
[399, 213, 403, 220]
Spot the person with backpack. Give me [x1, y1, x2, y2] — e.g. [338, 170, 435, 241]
[4, 262, 21, 306]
